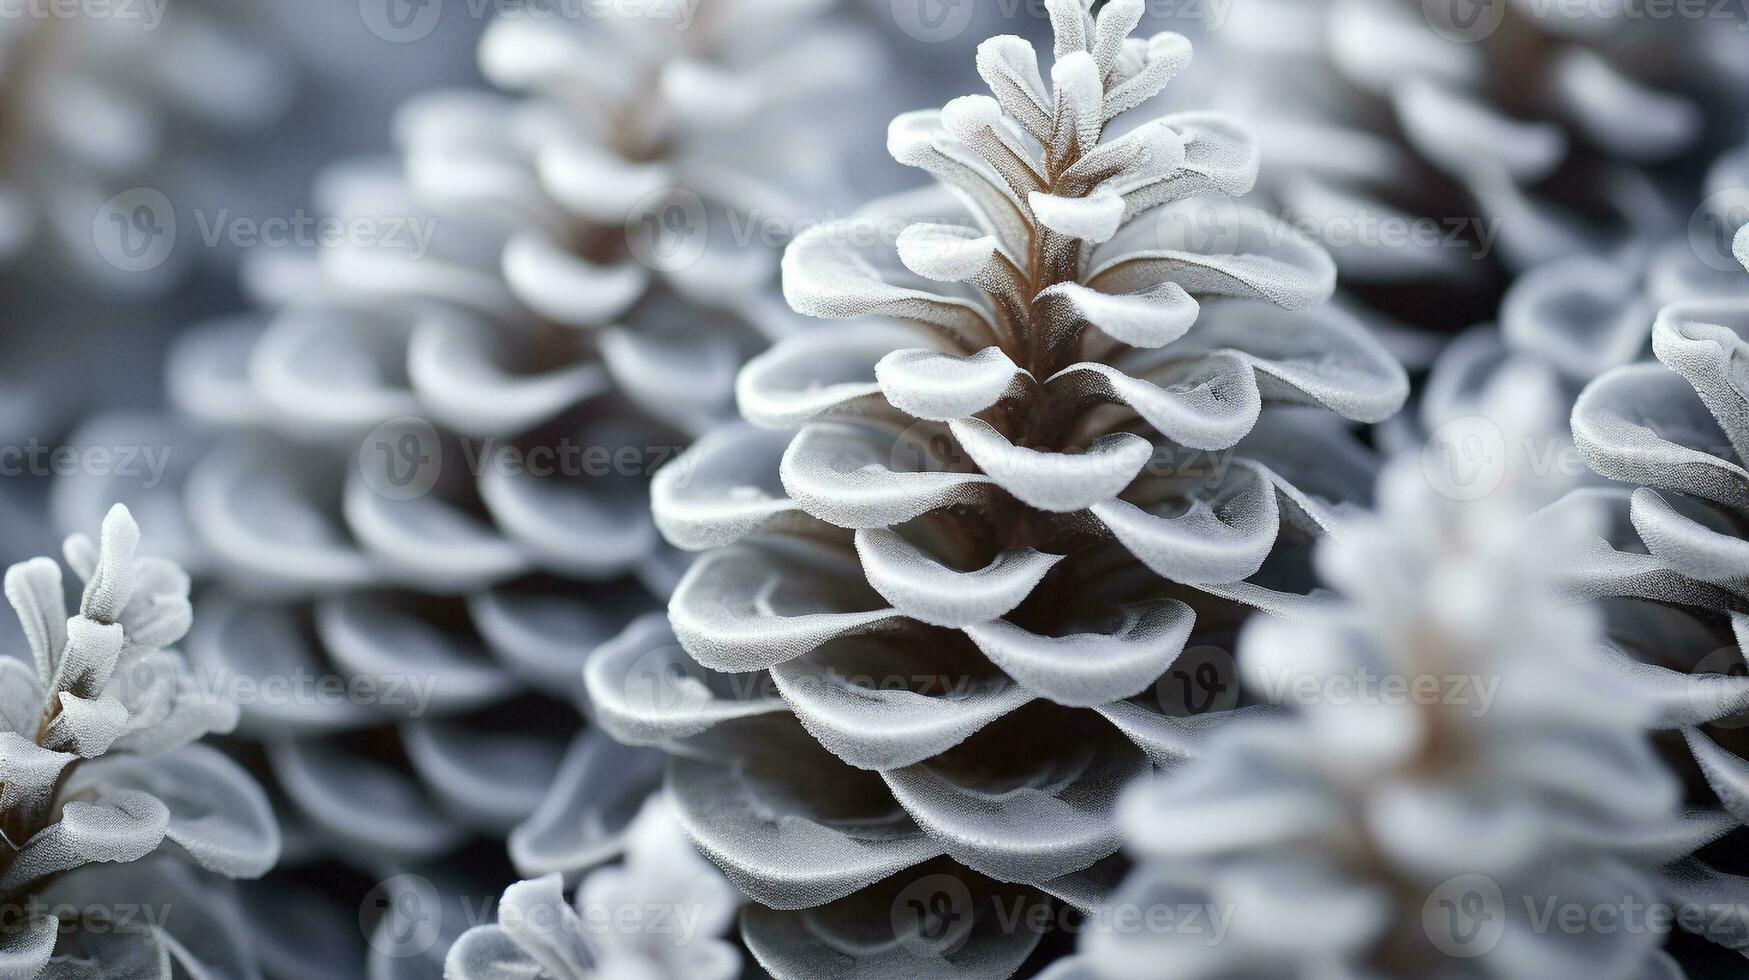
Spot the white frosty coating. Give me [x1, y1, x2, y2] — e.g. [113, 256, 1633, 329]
[854, 528, 1063, 630]
[735, 323, 909, 428]
[1039, 280, 1197, 348]
[1029, 191, 1125, 244]
[946, 419, 1153, 514]
[445, 795, 741, 980]
[644, 1, 1406, 975]
[877, 346, 1027, 423]
[1069, 364, 1722, 980]
[0, 504, 279, 978]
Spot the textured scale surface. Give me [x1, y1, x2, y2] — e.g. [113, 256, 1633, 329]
[1536, 222, 1749, 957]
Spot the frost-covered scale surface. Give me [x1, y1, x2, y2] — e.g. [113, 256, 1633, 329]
[619, 1, 1405, 975]
[1532, 222, 1749, 957]
[1045, 365, 1729, 979]
[444, 795, 740, 980]
[0, 504, 279, 979]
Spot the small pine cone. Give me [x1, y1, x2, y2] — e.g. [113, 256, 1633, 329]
[623, 1, 1406, 975]
[185, 0, 868, 863]
[0, 2, 292, 452]
[1376, 143, 1749, 484]
[445, 793, 742, 980]
[0, 504, 280, 978]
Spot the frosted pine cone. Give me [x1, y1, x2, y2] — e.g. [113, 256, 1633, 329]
[1045, 364, 1728, 980]
[618, 1, 1404, 974]
[444, 793, 741, 980]
[0, 1, 290, 451]
[0, 0, 290, 283]
[43, 4, 877, 977]
[0, 504, 280, 978]
[1190, 0, 1748, 343]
